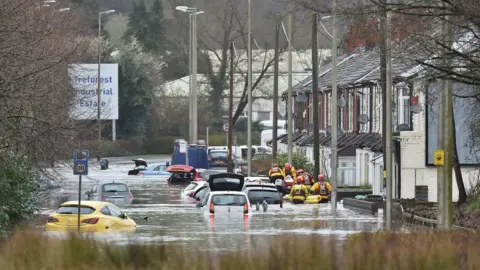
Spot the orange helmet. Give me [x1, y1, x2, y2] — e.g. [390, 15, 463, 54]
[295, 176, 304, 184]
[285, 163, 292, 170]
[296, 169, 304, 174]
[318, 174, 325, 181]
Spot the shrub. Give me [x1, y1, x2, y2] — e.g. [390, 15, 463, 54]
[0, 154, 39, 236]
[2, 231, 480, 269]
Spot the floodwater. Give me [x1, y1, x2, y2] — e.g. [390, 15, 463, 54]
[39, 156, 386, 251]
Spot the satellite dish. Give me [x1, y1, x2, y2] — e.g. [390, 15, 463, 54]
[337, 97, 346, 107]
[358, 114, 369, 124]
[411, 103, 423, 114]
[396, 124, 410, 132]
[296, 93, 308, 103]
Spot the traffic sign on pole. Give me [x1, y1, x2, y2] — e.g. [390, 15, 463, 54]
[73, 150, 89, 175]
[223, 123, 229, 132]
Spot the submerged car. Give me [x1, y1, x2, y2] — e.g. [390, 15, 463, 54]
[166, 165, 198, 184]
[181, 181, 208, 201]
[45, 201, 136, 232]
[128, 158, 148, 175]
[197, 173, 251, 217]
[86, 181, 134, 205]
[138, 163, 172, 176]
[244, 186, 283, 205]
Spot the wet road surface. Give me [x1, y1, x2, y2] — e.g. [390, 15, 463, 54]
[40, 156, 385, 251]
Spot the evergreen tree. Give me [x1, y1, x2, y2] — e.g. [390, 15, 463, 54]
[124, 0, 150, 46]
[147, 0, 166, 53]
[124, 0, 166, 54]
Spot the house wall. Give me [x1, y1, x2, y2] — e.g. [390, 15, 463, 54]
[399, 89, 480, 202]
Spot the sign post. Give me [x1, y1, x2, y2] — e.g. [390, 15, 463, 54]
[73, 150, 89, 232]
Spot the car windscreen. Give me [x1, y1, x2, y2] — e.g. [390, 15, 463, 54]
[247, 190, 281, 200]
[210, 151, 227, 158]
[211, 194, 248, 206]
[103, 183, 128, 192]
[56, 206, 95, 214]
[185, 182, 198, 191]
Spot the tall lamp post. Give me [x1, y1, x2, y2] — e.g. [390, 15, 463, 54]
[97, 10, 115, 143]
[247, 0, 253, 176]
[176, 6, 204, 146]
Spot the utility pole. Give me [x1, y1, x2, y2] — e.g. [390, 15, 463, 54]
[330, 0, 338, 211]
[97, 12, 102, 143]
[384, 0, 393, 230]
[379, 1, 387, 193]
[188, 14, 193, 144]
[273, 14, 280, 160]
[227, 41, 234, 173]
[247, 0, 252, 176]
[436, 13, 446, 229]
[192, 11, 198, 143]
[312, 12, 320, 178]
[287, 13, 293, 164]
[443, 13, 453, 228]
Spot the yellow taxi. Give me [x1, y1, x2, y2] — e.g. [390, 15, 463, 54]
[45, 200, 136, 232]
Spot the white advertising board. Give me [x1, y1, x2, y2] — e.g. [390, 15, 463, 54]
[69, 64, 119, 120]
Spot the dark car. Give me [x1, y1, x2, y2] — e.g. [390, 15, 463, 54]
[208, 150, 228, 167]
[86, 182, 134, 205]
[244, 187, 282, 205]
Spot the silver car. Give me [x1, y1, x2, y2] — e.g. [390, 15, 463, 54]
[85, 181, 134, 205]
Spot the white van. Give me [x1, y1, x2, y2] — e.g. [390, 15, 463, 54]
[260, 129, 287, 147]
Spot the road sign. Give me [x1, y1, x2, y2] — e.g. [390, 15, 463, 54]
[433, 149, 444, 166]
[73, 150, 89, 175]
[223, 123, 229, 132]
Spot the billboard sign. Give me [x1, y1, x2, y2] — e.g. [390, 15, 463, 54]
[69, 64, 119, 120]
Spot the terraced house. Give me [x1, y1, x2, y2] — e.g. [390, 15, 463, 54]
[274, 16, 480, 202]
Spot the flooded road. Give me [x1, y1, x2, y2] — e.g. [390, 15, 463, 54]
[40, 156, 385, 251]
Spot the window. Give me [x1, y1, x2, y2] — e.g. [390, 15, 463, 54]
[56, 206, 95, 215]
[212, 177, 241, 185]
[185, 182, 198, 191]
[211, 194, 248, 206]
[107, 205, 123, 218]
[103, 183, 128, 193]
[100, 206, 111, 216]
[397, 87, 411, 125]
[210, 151, 227, 159]
[247, 190, 281, 201]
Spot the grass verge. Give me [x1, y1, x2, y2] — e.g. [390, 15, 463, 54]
[1, 230, 480, 269]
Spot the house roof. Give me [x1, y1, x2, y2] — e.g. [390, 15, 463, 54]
[284, 132, 383, 152]
[284, 48, 416, 96]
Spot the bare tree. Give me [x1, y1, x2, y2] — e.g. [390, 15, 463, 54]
[0, 0, 95, 168]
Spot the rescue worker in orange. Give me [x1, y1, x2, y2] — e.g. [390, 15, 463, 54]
[281, 163, 296, 181]
[310, 174, 332, 198]
[290, 176, 309, 204]
[268, 163, 284, 184]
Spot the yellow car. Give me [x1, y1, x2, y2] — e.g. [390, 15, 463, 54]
[45, 201, 136, 232]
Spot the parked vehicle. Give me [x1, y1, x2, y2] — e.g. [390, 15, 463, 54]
[208, 150, 228, 167]
[127, 158, 148, 175]
[45, 201, 136, 232]
[86, 181, 134, 205]
[244, 186, 283, 205]
[138, 163, 171, 176]
[196, 173, 251, 217]
[166, 165, 197, 184]
[171, 140, 209, 169]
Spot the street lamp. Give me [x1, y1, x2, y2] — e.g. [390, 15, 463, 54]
[175, 6, 204, 150]
[97, 10, 115, 144]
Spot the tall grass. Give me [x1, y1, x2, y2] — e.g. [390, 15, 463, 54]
[1, 230, 479, 269]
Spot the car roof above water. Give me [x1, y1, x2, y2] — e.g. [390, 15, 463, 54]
[209, 191, 247, 196]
